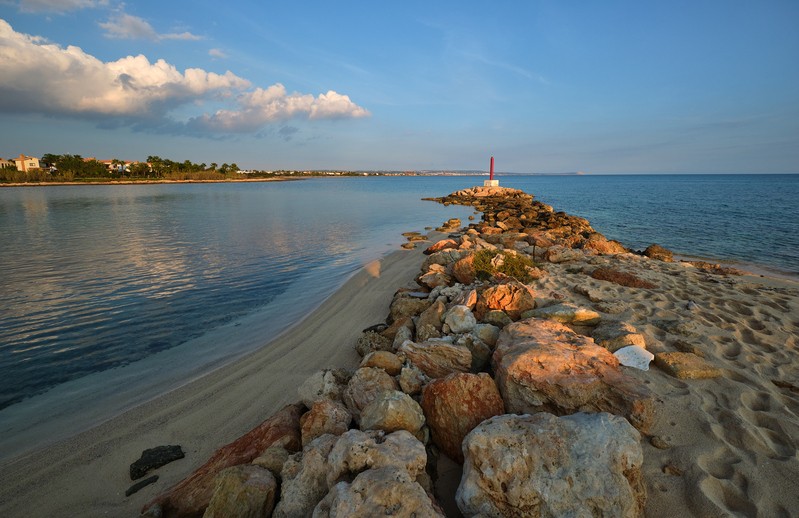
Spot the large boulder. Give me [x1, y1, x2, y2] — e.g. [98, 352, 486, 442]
[203, 465, 277, 518]
[142, 404, 303, 518]
[300, 400, 352, 447]
[325, 429, 428, 489]
[456, 412, 645, 518]
[452, 254, 476, 285]
[582, 233, 628, 255]
[360, 390, 425, 435]
[475, 281, 536, 321]
[397, 340, 472, 379]
[314, 467, 444, 517]
[342, 367, 399, 424]
[492, 319, 655, 433]
[421, 373, 505, 463]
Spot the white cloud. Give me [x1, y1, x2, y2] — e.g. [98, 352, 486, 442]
[17, 0, 107, 13]
[189, 84, 370, 132]
[0, 20, 370, 134]
[208, 48, 227, 59]
[99, 13, 202, 41]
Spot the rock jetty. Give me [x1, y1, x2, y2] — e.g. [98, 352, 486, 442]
[141, 185, 761, 517]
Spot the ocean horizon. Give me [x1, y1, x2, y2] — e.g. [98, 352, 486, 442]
[1, 173, 797, 458]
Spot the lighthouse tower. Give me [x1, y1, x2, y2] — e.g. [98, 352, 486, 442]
[484, 156, 499, 187]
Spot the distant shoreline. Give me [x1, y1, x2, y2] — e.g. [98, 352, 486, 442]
[0, 177, 303, 188]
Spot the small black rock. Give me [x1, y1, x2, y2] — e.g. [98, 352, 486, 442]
[126, 475, 159, 497]
[130, 445, 185, 480]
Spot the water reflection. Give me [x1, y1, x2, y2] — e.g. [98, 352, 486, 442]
[0, 180, 476, 410]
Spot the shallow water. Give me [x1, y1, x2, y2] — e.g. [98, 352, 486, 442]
[0, 174, 796, 422]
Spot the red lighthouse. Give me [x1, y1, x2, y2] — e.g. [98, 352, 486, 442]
[484, 156, 499, 187]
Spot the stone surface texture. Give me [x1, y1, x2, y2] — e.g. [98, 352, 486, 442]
[492, 319, 655, 432]
[300, 399, 352, 447]
[313, 467, 444, 518]
[359, 390, 425, 435]
[203, 465, 277, 518]
[359, 350, 403, 376]
[421, 373, 505, 463]
[342, 367, 399, 424]
[475, 281, 536, 321]
[274, 434, 338, 518]
[654, 351, 723, 379]
[457, 412, 645, 518]
[397, 340, 472, 379]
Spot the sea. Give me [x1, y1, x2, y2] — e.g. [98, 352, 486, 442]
[0, 174, 797, 457]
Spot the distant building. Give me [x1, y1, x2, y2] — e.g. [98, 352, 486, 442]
[0, 158, 15, 169]
[14, 154, 40, 172]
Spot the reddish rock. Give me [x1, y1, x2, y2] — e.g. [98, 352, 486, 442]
[398, 340, 472, 379]
[359, 350, 403, 376]
[492, 319, 655, 433]
[591, 267, 656, 289]
[452, 253, 476, 285]
[300, 399, 352, 447]
[417, 264, 453, 289]
[141, 403, 303, 518]
[582, 233, 628, 255]
[643, 244, 674, 262]
[424, 238, 459, 255]
[451, 288, 478, 309]
[475, 281, 536, 321]
[421, 373, 505, 463]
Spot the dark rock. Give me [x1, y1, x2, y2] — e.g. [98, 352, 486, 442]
[130, 445, 185, 480]
[126, 475, 159, 497]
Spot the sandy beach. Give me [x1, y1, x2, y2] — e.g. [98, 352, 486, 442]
[2, 186, 798, 517]
[0, 242, 430, 517]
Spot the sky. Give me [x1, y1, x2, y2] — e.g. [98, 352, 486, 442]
[0, 1, 797, 173]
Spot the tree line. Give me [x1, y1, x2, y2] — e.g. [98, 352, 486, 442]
[1, 154, 244, 183]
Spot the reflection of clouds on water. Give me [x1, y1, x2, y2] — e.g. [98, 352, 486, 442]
[0, 179, 476, 410]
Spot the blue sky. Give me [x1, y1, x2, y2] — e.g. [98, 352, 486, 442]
[1, 1, 797, 173]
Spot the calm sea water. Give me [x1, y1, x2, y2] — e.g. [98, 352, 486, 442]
[0, 174, 797, 427]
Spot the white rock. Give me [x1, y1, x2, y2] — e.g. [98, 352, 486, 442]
[444, 305, 477, 333]
[614, 346, 655, 371]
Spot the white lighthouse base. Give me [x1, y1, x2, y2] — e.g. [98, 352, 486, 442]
[483, 179, 499, 187]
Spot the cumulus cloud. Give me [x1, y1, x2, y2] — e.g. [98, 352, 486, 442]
[99, 13, 201, 41]
[0, 20, 370, 135]
[187, 84, 370, 132]
[17, 0, 107, 13]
